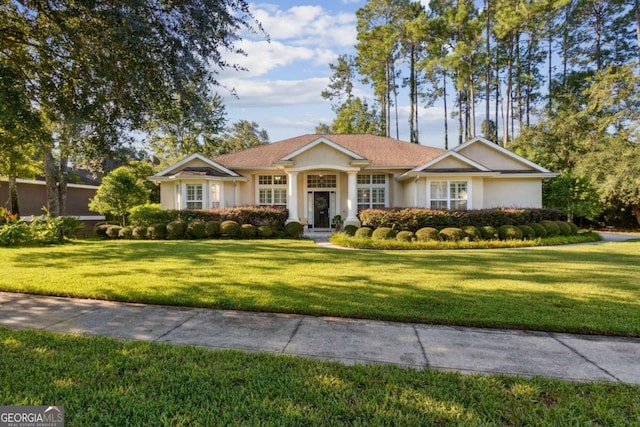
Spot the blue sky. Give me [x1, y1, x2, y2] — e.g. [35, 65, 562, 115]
[218, 0, 447, 148]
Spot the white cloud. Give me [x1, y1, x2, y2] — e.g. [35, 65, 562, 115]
[222, 77, 331, 107]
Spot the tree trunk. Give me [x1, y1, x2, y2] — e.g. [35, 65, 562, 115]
[58, 155, 68, 216]
[485, 0, 491, 125]
[457, 89, 463, 145]
[443, 69, 449, 150]
[633, 205, 640, 226]
[44, 148, 60, 217]
[8, 175, 20, 217]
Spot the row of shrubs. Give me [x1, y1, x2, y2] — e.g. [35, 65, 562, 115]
[127, 204, 288, 228]
[96, 220, 305, 240]
[358, 208, 563, 231]
[342, 220, 579, 242]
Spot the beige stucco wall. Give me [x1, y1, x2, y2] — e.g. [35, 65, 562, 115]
[159, 183, 176, 210]
[293, 144, 354, 169]
[429, 156, 473, 169]
[458, 144, 534, 171]
[483, 178, 542, 208]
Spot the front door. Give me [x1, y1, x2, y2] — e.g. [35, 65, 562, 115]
[313, 191, 330, 228]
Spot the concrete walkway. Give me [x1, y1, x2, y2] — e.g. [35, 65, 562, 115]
[1, 291, 639, 384]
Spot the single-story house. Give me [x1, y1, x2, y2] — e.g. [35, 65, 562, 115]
[0, 177, 105, 231]
[149, 134, 556, 229]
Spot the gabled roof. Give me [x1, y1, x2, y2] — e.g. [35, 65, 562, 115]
[412, 151, 491, 173]
[454, 137, 553, 173]
[151, 153, 242, 180]
[212, 134, 446, 169]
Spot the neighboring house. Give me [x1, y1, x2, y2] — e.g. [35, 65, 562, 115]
[149, 134, 556, 229]
[0, 177, 105, 229]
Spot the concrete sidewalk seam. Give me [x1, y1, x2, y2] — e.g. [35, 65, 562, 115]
[281, 317, 304, 354]
[154, 309, 201, 341]
[42, 304, 104, 331]
[551, 334, 621, 382]
[412, 325, 430, 368]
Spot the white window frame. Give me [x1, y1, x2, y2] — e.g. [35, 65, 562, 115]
[185, 183, 203, 210]
[357, 174, 387, 212]
[257, 174, 288, 206]
[428, 180, 469, 210]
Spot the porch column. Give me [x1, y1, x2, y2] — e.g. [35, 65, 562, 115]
[345, 171, 360, 227]
[286, 171, 299, 223]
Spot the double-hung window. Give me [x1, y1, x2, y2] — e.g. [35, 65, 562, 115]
[186, 184, 203, 209]
[357, 174, 387, 211]
[258, 175, 287, 206]
[430, 180, 468, 210]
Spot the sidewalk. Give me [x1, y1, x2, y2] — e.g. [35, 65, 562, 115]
[1, 291, 639, 384]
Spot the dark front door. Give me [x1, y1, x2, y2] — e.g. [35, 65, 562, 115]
[314, 191, 330, 228]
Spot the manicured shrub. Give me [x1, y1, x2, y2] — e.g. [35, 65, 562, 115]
[439, 227, 465, 241]
[128, 204, 174, 227]
[186, 220, 206, 239]
[106, 225, 123, 239]
[415, 227, 439, 242]
[540, 220, 561, 237]
[147, 223, 167, 240]
[284, 221, 304, 238]
[462, 225, 482, 241]
[371, 227, 396, 240]
[554, 221, 572, 236]
[204, 221, 221, 238]
[567, 221, 579, 234]
[94, 223, 111, 238]
[118, 226, 132, 239]
[497, 225, 524, 240]
[479, 225, 499, 240]
[60, 216, 84, 238]
[241, 224, 256, 238]
[528, 223, 547, 238]
[355, 227, 373, 238]
[220, 220, 241, 238]
[166, 220, 187, 240]
[343, 224, 358, 236]
[517, 225, 536, 240]
[395, 230, 414, 242]
[132, 226, 148, 240]
[258, 225, 273, 238]
[0, 222, 31, 246]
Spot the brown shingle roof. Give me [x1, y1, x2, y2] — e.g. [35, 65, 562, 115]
[212, 134, 446, 169]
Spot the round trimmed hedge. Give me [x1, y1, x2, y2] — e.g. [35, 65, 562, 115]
[395, 230, 414, 242]
[415, 227, 439, 242]
[205, 221, 221, 238]
[343, 224, 358, 236]
[371, 227, 396, 240]
[187, 221, 206, 239]
[517, 225, 536, 240]
[355, 227, 372, 238]
[528, 223, 547, 238]
[220, 220, 241, 238]
[479, 225, 498, 240]
[284, 221, 304, 238]
[241, 224, 257, 238]
[462, 225, 482, 241]
[554, 221, 572, 236]
[497, 225, 523, 240]
[258, 225, 273, 238]
[167, 220, 187, 239]
[568, 222, 579, 234]
[132, 226, 147, 240]
[106, 225, 122, 239]
[540, 220, 561, 237]
[118, 226, 133, 239]
[439, 227, 465, 241]
[147, 223, 167, 240]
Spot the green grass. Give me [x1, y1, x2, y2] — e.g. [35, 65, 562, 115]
[1, 328, 638, 426]
[1, 239, 639, 336]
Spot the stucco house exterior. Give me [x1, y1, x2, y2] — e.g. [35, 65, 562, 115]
[149, 134, 556, 229]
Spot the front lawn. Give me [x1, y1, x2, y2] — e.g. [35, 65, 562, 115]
[1, 328, 638, 426]
[1, 239, 639, 336]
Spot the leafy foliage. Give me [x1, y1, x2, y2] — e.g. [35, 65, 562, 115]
[89, 167, 149, 226]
